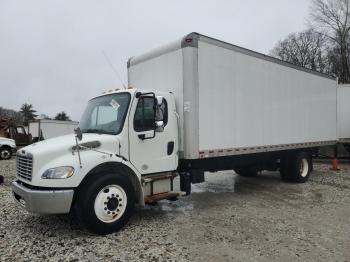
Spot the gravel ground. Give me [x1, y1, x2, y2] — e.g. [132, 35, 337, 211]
[1, 158, 350, 261]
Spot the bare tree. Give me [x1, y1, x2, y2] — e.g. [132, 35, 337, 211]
[270, 29, 328, 72]
[0, 107, 23, 123]
[310, 0, 350, 83]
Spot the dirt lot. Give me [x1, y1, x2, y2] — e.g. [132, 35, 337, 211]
[1, 158, 350, 262]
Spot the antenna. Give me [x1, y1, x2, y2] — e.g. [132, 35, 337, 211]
[102, 50, 127, 89]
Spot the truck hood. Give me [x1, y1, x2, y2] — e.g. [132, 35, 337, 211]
[16, 133, 123, 187]
[0, 137, 16, 148]
[0, 137, 15, 143]
[19, 133, 120, 159]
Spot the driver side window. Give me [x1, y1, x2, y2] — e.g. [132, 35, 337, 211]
[134, 97, 155, 132]
[16, 127, 25, 134]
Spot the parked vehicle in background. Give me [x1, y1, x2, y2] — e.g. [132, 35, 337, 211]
[0, 118, 32, 147]
[317, 84, 350, 160]
[0, 118, 79, 147]
[337, 84, 350, 154]
[12, 33, 338, 234]
[28, 119, 79, 142]
[0, 137, 16, 160]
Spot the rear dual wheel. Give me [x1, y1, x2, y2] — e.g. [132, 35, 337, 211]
[280, 151, 312, 183]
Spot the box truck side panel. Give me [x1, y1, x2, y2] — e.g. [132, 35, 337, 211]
[28, 122, 39, 138]
[338, 84, 350, 141]
[128, 48, 185, 152]
[41, 121, 78, 139]
[197, 40, 337, 153]
[29, 120, 78, 140]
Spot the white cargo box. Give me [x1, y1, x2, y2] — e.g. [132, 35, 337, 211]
[28, 120, 79, 141]
[338, 84, 350, 142]
[128, 33, 337, 160]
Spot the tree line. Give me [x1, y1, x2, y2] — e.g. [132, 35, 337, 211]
[270, 0, 350, 84]
[0, 103, 71, 126]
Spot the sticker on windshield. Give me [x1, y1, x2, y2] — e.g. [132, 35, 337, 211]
[110, 99, 120, 111]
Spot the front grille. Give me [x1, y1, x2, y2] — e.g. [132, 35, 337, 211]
[16, 155, 33, 181]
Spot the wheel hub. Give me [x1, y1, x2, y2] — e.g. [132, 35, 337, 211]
[1, 150, 10, 159]
[106, 197, 119, 211]
[94, 185, 127, 223]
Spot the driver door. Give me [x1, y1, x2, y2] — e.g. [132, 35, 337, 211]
[129, 93, 178, 175]
[14, 126, 31, 146]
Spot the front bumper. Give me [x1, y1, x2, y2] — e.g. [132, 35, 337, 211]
[11, 147, 17, 154]
[12, 180, 74, 214]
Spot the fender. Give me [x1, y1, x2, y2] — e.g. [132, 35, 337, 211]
[77, 159, 145, 207]
[0, 138, 16, 149]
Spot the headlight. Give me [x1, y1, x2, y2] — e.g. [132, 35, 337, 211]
[42, 166, 75, 179]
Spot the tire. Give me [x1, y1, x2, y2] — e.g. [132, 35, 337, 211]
[280, 152, 312, 183]
[75, 173, 135, 235]
[0, 146, 12, 160]
[344, 144, 350, 155]
[279, 155, 290, 178]
[234, 167, 258, 177]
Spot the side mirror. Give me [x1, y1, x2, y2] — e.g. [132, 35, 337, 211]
[74, 127, 83, 141]
[155, 121, 164, 132]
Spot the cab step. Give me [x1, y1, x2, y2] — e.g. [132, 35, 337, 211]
[144, 192, 180, 203]
[142, 172, 183, 202]
[142, 172, 178, 196]
[142, 172, 177, 183]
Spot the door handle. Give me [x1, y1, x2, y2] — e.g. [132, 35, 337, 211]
[138, 134, 146, 140]
[138, 130, 155, 140]
[167, 141, 174, 155]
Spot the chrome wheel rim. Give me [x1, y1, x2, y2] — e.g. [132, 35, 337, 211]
[300, 158, 309, 178]
[1, 149, 10, 159]
[94, 185, 127, 223]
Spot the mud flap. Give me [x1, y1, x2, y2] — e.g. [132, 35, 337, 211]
[190, 169, 205, 184]
[180, 172, 191, 195]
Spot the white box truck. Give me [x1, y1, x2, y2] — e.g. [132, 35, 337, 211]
[12, 33, 337, 234]
[28, 119, 79, 142]
[338, 84, 350, 151]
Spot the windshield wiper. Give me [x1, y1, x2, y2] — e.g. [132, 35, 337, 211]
[82, 129, 115, 135]
[83, 129, 102, 134]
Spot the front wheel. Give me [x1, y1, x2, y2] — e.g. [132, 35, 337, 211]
[0, 147, 12, 160]
[75, 173, 135, 235]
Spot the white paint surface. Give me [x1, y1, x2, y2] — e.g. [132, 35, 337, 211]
[338, 85, 350, 140]
[198, 41, 337, 151]
[129, 34, 338, 159]
[28, 120, 79, 140]
[128, 48, 184, 152]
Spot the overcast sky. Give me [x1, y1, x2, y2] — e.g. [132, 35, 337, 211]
[0, 0, 312, 121]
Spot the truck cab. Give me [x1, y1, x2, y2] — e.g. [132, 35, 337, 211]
[12, 88, 181, 234]
[13, 126, 32, 147]
[0, 118, 32, 147]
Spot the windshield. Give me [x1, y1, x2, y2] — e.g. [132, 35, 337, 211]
[79, 93, 131, 135]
